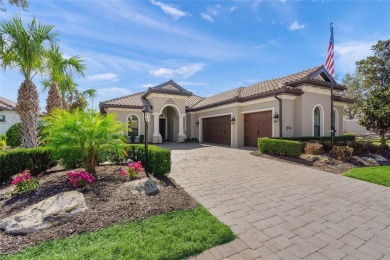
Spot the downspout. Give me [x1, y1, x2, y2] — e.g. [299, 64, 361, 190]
[274, 94, 283, 137]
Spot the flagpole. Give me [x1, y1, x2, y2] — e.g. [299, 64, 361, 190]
[330, 23, 334, 149]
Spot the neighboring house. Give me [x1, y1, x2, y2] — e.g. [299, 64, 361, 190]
[0, 97, 20, 135]
[99, 65, 354, 147]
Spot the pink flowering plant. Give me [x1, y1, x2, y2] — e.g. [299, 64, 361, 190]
[119, 161, 144, 179]
[11, 170, 39, 193]
[67, 171, 95, 189]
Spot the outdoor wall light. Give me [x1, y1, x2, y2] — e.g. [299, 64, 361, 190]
[196, 121, 199, 127]
[273, 112, 279, 123]
[231, 116, 235, 124]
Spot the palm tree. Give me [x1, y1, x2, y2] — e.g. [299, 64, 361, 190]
[0, 16, 57, 147]
[43, 44, 86, 114]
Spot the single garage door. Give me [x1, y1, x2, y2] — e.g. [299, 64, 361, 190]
[244, 111, 272, 146]
[202, 115, 231, 145]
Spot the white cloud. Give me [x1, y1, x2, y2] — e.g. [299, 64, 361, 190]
[97, 87, 132, 97]
[334, 40, 374, 74]
[87, 73, 119, 82]
[177, 81, 209, 86]
[150, 0, 188, 20]
[142, 83, 155, 88]
[288, 21, 305, 31]
[229, 6, 237, 13]
[150, 63, 204, 78]
[201, 5, 221, 22]
[201, 13, 214, 22]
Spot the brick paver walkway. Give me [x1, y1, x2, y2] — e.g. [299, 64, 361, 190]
[165, 143, 390, 260]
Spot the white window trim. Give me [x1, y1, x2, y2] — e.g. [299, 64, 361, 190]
[312, 104, 324, 137]
[126, 114, 140, 137]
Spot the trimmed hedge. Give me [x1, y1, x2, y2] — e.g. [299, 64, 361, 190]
[0, 147, 56, 182]
[271, 135, 355, 142]
[258, 138, 301, 158]
[124, 144, 171, 177]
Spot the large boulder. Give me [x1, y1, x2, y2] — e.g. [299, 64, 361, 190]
[122, 177, 160, 196]
[0, 190, 87, 234]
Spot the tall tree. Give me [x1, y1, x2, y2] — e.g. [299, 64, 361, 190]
[342, 72, 366, 119]
[359, 87, 390, 151]
[0, 0, 28, 12]
[356, 39, 390, 151]
[356, 39, 390, 90]
[0, 16, 57, 147]
[42, 44, 86, 114]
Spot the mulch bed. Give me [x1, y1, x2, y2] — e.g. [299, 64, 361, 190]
[0, 165, 197, 254]
[250, 149, 390, 175]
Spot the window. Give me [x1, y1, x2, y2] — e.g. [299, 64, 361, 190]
[127, 115, 139, 136]
[0, 115, 5, 122]
[314, 107, 321, 137]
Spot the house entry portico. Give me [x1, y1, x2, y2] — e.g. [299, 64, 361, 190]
[152, 103, 186, 143]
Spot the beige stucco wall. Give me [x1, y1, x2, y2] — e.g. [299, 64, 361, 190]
[105, 85, 348, 146]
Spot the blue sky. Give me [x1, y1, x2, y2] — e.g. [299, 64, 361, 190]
[1, 0, 389, 111]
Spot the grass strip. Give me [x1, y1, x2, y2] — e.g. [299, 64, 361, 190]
[3, 206, 235, 260]
[344, 166, 390, 187]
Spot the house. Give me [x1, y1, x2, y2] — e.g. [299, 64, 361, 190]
[99, 65, 353, 147]
[0, 97, 20, 135]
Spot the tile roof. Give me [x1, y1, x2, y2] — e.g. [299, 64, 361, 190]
[191, 88, 242, 109]
[100, 65, 350, 112]
[0, 97, 16, 110]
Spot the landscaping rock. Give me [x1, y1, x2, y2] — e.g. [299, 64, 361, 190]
[361, 157, 380, 166]
[319, 157, 336, 165]
[372, 154, 388, 162]
[305, 155, 320, 162]
[0, 190, 87, 234]
[0, 186, 13, 201]
[122, 177, 160, 196]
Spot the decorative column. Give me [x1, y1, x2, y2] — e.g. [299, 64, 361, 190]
[152, 112, 162, 143]
[177, 114, 186, 143]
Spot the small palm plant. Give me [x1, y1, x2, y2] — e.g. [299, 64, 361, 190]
[43, 109, 126, 175]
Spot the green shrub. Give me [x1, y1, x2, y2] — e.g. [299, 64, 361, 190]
[331, 146, 354, 161]
[0, 147, 56, 182]
[304, 142, 324, 155]
[0, 140, 5, 150]
[124, 144, 171, 177]
[347, 140, 378, 155]
[5, 121, 47, 148]
[5, 122, 21, 148]
[0, 134, 5, 141]
[258, 138, 301, 158]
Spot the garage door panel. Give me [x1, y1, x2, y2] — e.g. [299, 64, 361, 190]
[202, 115, 231, 145]
[244, 111, 272, 146]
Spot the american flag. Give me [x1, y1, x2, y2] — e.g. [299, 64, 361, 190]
[325, 23, 334, 76]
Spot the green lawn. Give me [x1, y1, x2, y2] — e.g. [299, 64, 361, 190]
[3, 206, 235, 260]
[344, 166, 390, 187]
[356, 136, 390, 146]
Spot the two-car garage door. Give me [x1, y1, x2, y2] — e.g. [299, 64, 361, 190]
[201, 111, 272, 146]
[244, 111, 273, 146]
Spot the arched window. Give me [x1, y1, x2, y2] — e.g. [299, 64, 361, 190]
[333, 108, 338, 136]
[127, 115, 139, 136]
[314, 107, 321, 137]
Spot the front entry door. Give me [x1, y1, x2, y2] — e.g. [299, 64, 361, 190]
[159, 118, 166, 140]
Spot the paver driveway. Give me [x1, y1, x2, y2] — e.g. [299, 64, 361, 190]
[165, 143, 390, 260]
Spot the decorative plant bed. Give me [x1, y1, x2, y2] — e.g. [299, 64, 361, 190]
[0, 165, 197, 254]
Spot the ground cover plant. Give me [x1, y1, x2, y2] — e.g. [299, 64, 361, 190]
[344, 166, 390, 187]
[2, 206, 235, 260]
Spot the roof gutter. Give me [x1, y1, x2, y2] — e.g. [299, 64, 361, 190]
[274, 94, 282, 137]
